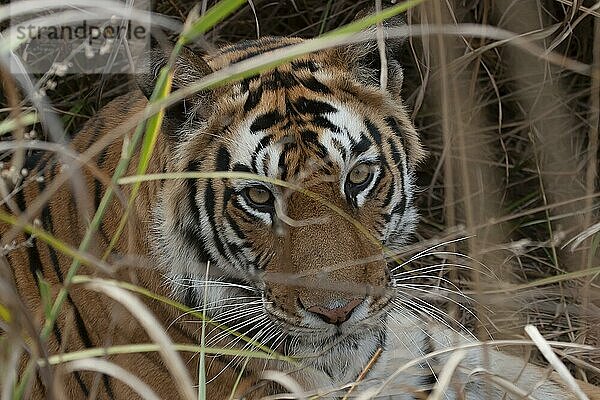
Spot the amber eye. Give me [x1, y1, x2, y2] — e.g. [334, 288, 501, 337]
[348, 163, 372, 186]
[244, 186, 273, 208]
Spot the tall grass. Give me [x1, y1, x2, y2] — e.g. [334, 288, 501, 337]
[0, 0, 599, 398]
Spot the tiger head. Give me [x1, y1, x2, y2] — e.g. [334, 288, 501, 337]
[138, 32, 425, 382]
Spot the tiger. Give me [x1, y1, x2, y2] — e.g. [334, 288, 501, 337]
[1, 18, 599, 400]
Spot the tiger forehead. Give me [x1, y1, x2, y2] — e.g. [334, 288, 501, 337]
[221, 85, 389, 182]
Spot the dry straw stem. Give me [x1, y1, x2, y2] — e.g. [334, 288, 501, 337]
[70, 275, 293, 359]
[0, 210, 112, 272]
[341, 347, 383, 400]
[60, 359, 161, 400]
[427, 350, 466, 400]
[0, 141, 126, 206]
[260, 370, 306, 400]
[0, 64, 25, 190]
[359, 338, 596, 398]
[79, 280, 196, 400]
[526, 325, 589, 400]
[39, 343, 290, 366]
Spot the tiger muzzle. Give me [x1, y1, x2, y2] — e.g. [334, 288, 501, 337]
[266, 185, 389, 326]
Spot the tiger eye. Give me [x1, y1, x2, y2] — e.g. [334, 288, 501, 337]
[348, 163, 371, 185]
[246, 187, 271, 205]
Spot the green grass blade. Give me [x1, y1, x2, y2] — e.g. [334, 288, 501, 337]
[0, 303, 11, 322]
[179, 0, 247, 45]
[0, 210, 109, 271]
[101, 68, 173, 260]
[323, 0, 425, 37]
[0, 113, 38, 136]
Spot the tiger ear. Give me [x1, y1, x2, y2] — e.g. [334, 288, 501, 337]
[136, 39, 213, 137]
[341, 11, 406, 98]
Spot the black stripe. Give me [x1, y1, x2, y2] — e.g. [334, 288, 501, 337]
[183, 161, 210, 263]
[232, 163, 252, 173]
[277, 144, 293, 181]
[262, 152, 271, 176]
[251, 135, 272, 173]
[224, 41, 293, 64]
[262, 70, 297, 90]
[64, 297, 116, 398]
[225, 212, 247, 241]
[419, 333, 437, 396]
[292, 97, 336, 115]
[387, 137, 403, 167]
[311, 115, 342, 133]
[183, 286, 196, 308]
[300, 130, 328, 159]
[14, 188, 91, 397]
[244, 85, 263, 112]
[221, 37, 284, 55]
[391, 188, 406, 216]
[40, 199, 63, 282]
[382, 173, 396, 210]
[331, 138, 347, 161]
[291, 60, 319, 72]
[215, 146, 231, 172]
[102, 375, 116, 399]
[32, 157, 63, 282]
[204, 182, 228, 259]
[364, 118, 383, 146]
[13, 190, 43, 289]
[387, 139, 406, 215]
[72, 373, 90, 398]
[250, 111, 284, 133]
[352, 134, 372, 157]
[384, 117, 407, 151]
[370, 167, 386, 199]
[299, 76, 332, 95]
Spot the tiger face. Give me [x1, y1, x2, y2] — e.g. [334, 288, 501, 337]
[140, 35, 425, 382]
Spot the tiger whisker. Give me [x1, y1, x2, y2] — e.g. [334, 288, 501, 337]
[166, 298, 263, 330]
[169, 278, 258, 293]
[392, 296, 475, 341]
[392, 261, 490, 278]
[391, 250, 495, 278]
[188, 298, 263, 314]
[387, 236, 473, 261]
[206, 313, 271, 346]
[396, 285, 483, 321]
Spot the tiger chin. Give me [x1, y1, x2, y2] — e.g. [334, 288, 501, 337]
[2, 23, 599, 400]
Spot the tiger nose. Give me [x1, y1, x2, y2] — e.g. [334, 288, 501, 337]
[306, 299, 363, 325]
